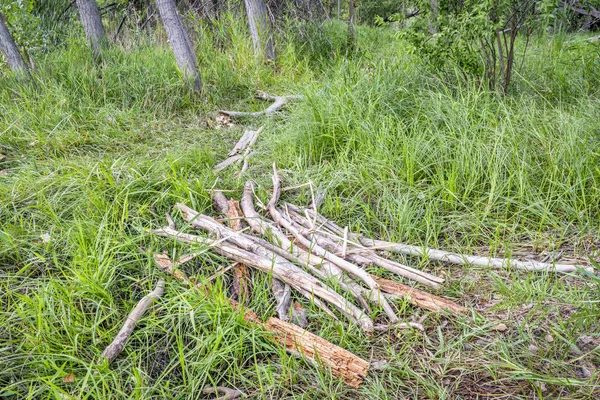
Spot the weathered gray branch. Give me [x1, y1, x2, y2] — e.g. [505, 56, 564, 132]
[101, 280, 165, 364]
[219, 91, 303, 118]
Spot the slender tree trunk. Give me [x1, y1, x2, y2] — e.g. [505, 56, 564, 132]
[429, 0, 439, 34]
[0, 12, 28, 74]
[75, 0, 107, 62]
[156, 0, 202, 92]
[244, 0, 276, 61]
[347, 0, 356, 52]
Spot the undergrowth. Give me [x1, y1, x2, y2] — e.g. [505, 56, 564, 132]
[1, 17, 599, 399]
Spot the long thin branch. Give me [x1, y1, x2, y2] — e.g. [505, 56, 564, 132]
[101, 280, 165, 364]
[219, 91, 303, 118]
[303, 208, 593, 274]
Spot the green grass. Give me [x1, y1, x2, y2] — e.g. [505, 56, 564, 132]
[1, 18, 599, 399]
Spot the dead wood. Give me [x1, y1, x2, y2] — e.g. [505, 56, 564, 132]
[154, 223, 374, 332]
[261, 316, 369, 388]
[202, 386, 245, 400]
[219, 91, 303, 118]
[286, 205, 443, 288]
[101, 280, 165, 364]
[214, 127, 263, 174]
[371, 275, 466, 314]
[360, 238, 594, 274]
[302, 207, 592, 274]
[242, 180, 396, 320]
[268, 164, 380, 291]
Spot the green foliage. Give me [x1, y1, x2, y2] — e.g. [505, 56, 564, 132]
[0, 0, 46, 53]
[400, 0, 543, 92]
[358, 0, 404, 24]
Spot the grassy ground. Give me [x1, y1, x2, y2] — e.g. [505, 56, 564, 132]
[1, 19, 600, 399]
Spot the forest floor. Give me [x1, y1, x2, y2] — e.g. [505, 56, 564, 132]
[1, 22, 600, 399]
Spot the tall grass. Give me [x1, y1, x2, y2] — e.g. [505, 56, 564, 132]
[1, 17, 599, 398]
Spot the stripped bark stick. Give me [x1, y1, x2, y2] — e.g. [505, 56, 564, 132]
[360, 238, 593, 274]
[101, 280, 165, 364]
[303, 207, 591, 274]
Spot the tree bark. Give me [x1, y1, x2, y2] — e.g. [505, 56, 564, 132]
[347, 0, 356, 52]
[156, 0, 202, 92]
[75, 0, 107, 62]
[244, 0, 276, 61]
[0, 12, 28, 74]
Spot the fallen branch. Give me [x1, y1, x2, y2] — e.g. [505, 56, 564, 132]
[101, 280, 165, 364]
[219, 91, 303, 118]
[214, 127, 263, 173]
[360, 238, 594, 274]
[302, 208, 592, 274]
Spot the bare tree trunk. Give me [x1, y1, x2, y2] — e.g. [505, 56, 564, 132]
[75, 0, 107, 62]
[347, 0, 356, 52]
[429, 0, 439, 34]
[244, 0, 276, 61]
[0, 12, 28, 75]
[156, 0, 202, 92]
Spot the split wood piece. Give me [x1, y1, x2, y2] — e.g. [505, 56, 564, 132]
[152, 254, 367, 388]
[101, 280, 165, 364]
[258, 315, 369, 388]
[202, 387, 245, 400]
[226, 198, 301, 325]
[219, 91, 304, 118]
[285, 206, 443, 289]
[371, 275, 466, 314]
[155, 224, 374, 333]
[226, 199, 251, 303]
[268, 165, 379, 291]
[228, 127, 263, 156]
[303, 206, 592, 274]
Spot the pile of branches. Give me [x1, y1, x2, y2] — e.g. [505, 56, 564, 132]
[155, 165, 464, 333]
[147, 163, 591, 387]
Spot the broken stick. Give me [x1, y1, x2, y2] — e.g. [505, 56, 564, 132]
[101, 279, 165, 364]
[219, 91, 303, 118]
